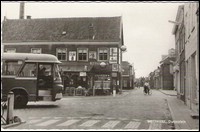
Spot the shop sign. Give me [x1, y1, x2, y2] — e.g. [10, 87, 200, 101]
[112, 72, 118, 77]
[110, 48, 118, 63]
[80, 72, 86, 76]
[112, 64, 119, 71]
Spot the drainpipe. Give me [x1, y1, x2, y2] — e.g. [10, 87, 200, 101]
[196, 5, 199, 116]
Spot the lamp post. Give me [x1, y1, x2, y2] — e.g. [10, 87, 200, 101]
[119, 45, 127, 94]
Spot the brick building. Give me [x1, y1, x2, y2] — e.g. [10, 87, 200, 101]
[2, 9, 124, 95]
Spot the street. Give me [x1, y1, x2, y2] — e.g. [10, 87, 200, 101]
[4, 88, 178, 130]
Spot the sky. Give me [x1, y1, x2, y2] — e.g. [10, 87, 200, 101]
[1, 1, 187, 78]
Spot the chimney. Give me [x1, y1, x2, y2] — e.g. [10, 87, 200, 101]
[19, 2, 25, 19]
[27, 15, 31, 19]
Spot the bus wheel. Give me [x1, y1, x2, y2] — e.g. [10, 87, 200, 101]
[13, 92, 28, 108]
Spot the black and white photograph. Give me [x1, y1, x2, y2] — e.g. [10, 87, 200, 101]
[1, 1, 199, 131]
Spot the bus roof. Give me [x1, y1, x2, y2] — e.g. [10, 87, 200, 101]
[2, 53, 61, 63]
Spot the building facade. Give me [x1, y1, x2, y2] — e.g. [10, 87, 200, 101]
[172, 3, 199, 114]
[153, 67, 161, 89]
[184, 3, 199, 112]
[172, 5, 185, 101]
[2, 15, 125, 95]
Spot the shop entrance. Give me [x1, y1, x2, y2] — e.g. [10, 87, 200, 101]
[94, 74, 111, 95]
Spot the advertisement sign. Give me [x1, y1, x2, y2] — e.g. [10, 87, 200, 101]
[112, 64, 119, 71]
[110, 48, 118, 63]
[89, 51, 97, 60]
[69, 51, 76, 61]
[80, 72, 86, 76]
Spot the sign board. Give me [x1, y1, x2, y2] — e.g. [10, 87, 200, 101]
[80, 72, 86, 76]
[69, 51, 76, 61]
[112, 64, 119, 71]
[109, 48, 118, 63]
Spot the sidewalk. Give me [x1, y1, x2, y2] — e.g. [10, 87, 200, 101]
[158, 90, 199, 130]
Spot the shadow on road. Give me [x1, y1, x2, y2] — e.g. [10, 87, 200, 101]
[14, 104, 59, 109]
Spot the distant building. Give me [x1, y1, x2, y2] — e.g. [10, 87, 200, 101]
[159, 51, 176, 90]
[121, 61, 135, 89]
[153, 67, 161, 89]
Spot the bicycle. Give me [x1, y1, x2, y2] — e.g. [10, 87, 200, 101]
[143, 88, 152, 95]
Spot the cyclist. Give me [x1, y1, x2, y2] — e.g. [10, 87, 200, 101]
[144, 81, 150, 95]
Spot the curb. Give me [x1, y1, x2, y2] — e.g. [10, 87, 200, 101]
[165, 98, 191, 129]
[158, 90, 177, 96]
[165, 98, 179, 129]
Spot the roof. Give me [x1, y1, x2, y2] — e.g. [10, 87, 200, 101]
[2, 16, 122, 43]
[172, 5, 184, 35]
[2, 53, 61, 63]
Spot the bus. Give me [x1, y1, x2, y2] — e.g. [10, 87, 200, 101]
[1, 53, 63, 108]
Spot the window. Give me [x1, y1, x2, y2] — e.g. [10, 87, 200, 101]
[98, 48, 108, 61]
[3, 60, 22, 75]
[31, 48, 42, 54]
[78, 48, 88, 61]
[5, 48, 16, 53]
[56, 48, 67, 61]
[19, 63, 37, 77]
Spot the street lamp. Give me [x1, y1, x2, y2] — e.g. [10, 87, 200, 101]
[119, 45, 127, 94]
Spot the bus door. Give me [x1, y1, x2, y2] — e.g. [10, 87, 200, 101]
[37, 63, 54, 101]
